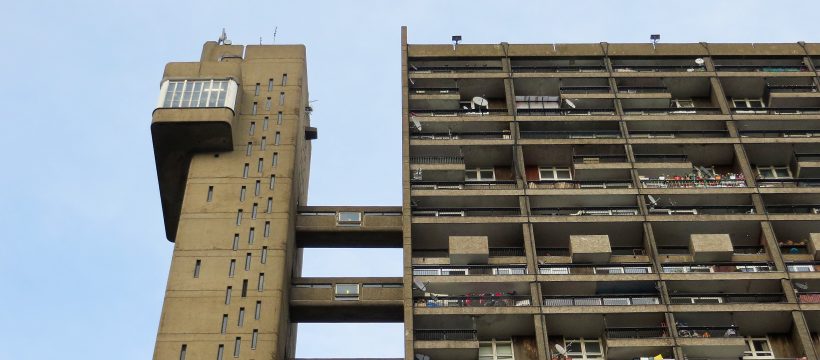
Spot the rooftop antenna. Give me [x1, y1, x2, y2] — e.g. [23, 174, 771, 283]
[452, 35, 462, 51]
[218, 28, 227, 45]
[259, 36, 263, 45]
[273, 27, 278, 44]
[650, 34, 661, 50]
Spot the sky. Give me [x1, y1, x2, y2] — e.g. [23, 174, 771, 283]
[1, 0, 819, 359]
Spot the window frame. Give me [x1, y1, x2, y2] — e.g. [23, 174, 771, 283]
[465, 167, 496, 182]
[478, 338, 515, 360]
[157, 79, 238, 110]
[732, 98, 767, 113]
[334, 283, 360, 300]
[756, 165, 792, 179]
[564, 337, 603, 359]
[538, 166, 572, 181]
[743, 336, 774, 359]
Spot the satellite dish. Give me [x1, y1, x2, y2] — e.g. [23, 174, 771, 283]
[695, 58, 705, 65]
[555, 344, 568, 356]
[415, 354, 430, 360]
[796, 282, 809, 290]
[565, 99, 576, 109]
[472, 97, 489, 108]
[411, 117, 422, 131]
[413, 278, 427, 291]
[647, 195, 660, 207]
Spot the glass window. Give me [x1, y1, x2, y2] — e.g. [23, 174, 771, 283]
[479, 339, 514, 360]
[756, 165, 792, 179]
[539, 166, 572, 181]
[465, 168, 495, 181]
[337, 212, 362, 225]
[159, 80, 236, 109]
[743, 337, 774, 359]
[194, 259, 201, 278]
[335, 284, 360, 300]
[564, 338, 603, 359]
[673, 99, 695, 108]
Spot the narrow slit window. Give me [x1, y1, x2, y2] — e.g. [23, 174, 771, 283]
[251, 330, 258, 349]
[265, 97, 271, 111]
[281, 74, 287, 86]
[249, 122, 255, 135]
[245, 142, 252, 156]
[267, 78, 273, 92]
[278, 92, 285, 105]
[217, 344, 224, 360]
[269, 175, 276, 190]
[252, 203, 258, 219]
[263, 116, 269, 130]
[237, 308, 245, 326]
[274, 132, 281, 145]
[194, 259, 201, 278]
[225, 287, 232, 304]
[260, 137, 267, 150]
[272, 152, 278, 167]
[236, 210, 243, 226]
[239, 186, 246, 202]
[242, 163, 249, 178]
[248, 227, 255, 244]
[277, 112, 283, 125]
[179, 344, 187, 360]
[252, 102, 257, 115]
[221, 314, 228, 334]
[266, 198, 273, 213]
[232, 234, 239, 251]
[264, 221, 271, 237]
[241, 280, 248, 297]
[245, 253, 252, 271]
[257, 158, 264, 173]
[254, 83, 260, 96]
[257, 273, 265, 292]
[261, 247, 268, 264]
[207, 186, 214, 202]
[233, 337, 241, 358]
[254, 180, 261, 196]
[254, 301, 261, 320]
[228, 259, 236, 277]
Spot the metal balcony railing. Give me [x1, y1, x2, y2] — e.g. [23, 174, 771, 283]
[413, 329, 477, 341]
[415, 295, 533, 308]
[531, 206, 640, 216]
[733, 245, 766, 255]
[757, 178, 820, 188]
[410, 131, 511, 140]
[412, 207, 521, 217]
[410, 180, 517, 190]
[623, 107, 723, 115]
[516, 108, 616, 116]
[641, 178, 746, 188]
[512, 65, 607, 73]
[408, 156, 464, 164]
[412, 249, 449, 258]
[489, 247, 526, 257]
[572, 154, 629, 163]
[611, 246, 647, 256]
[412, 264, 527, 276]
[519, 130, 621, 139]
[676, 325, 740, 338]
[536, 247, 570, 256]
[630, 129, 730, 138]
[767, 84, 818, 92]
[795, 152, 820, 161]
[633, 154, 689, 162]
[410, 87, 459, 94]
[740, 129, 820, 138]
[715, 64, 808, 72]
[527, 180, 633, 189]
[409, 108, 508, 116]
[766, 204, 820, 214]
[558, 85, 611, 93]
[538, 264, 653, 275]
[648, 205, 755, 215]
[659, 245, 766, 255]
[612, 64, 706, 72]
[731, 107, 820, 115]
[543, 294, 661, 306]
[617, 86, 669, 93]
[409, 65, 503, 73]
[669, 293, 786, 304]
[606, 326, 669, 339]
[661, 262, 776, 273]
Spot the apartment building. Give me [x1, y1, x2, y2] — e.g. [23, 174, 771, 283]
[151, 27, 820, 360]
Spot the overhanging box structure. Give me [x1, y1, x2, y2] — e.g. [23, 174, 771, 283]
[151, 28, 820, 360]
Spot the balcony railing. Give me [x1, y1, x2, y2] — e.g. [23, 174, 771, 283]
[528, 180, 633, 189]
[669, 293, 786, 304]
[408, 156, 464, 164]
[414, 329, 477, 341]
[612, 64, 706, 72]
[512, 65, 607, 73]
[740, 129, 820, 138]
[676, 325, 740, 338]
[715, 64, 808, 72]
[410, 65, 503, 73]
[410, 87, 459, 94]
[412, 248, 525, 258]
[766, 205, 820, 214]
[489, 247, 526, 257]
[661, 262, 776, 273]
[611, 246, 647, 256]
[415, 295, 533, 308]
[536, 247, 570, 256]
[516, 108, 616, 116]
[412, 207, 521, 217]
[630, 130, 730, 138]
[558, 85, 611, 93]
[648, 205, 755, 215]
[658, 245, 770, 256]
[779, 243, 809, 254]
[618, 86, 669, 93]
[409, 108, 508, 116]
[734, 245, 766, 255]
[411, 181, 517, 190]
[641, 178, 746, 188]
[786, 262, 818, 272]
[757, 178, 820, 188]
[797, 292, 820, 303]
[606, 326, 669, 339]
[633, 154, 689, 162]
[538, 264, 653, 275]
[519, 130, 621, 139]
[543, 294, 661, 306]
[795, 152, 820, 161]
[731, 107, 820, 115]
[412, 265, 527, 276]
[767, 84, 818, 92]
[410, 131, 511, 140]
[572, 154, 629, 163]
[531, 206, 640, 216]
[622, 107, 722, 115]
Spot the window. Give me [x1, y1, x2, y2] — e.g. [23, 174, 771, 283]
[237, 308, 245, 326]
[743, 337, 774, 359]
[267, 78, 273, 92]
[221, 314, 228, 334]
[282, 74, 288, 86]
[225, 286, 232, 304]
[270, 175, 276, 190]
[179, 344, 187, 360]
[254, 83, 260, 96]
[539, 166, 572, 181]
[277, 112, 283, 125]
[232, 234, 239, 251]
[252, 203, 258, 220]
[257, 158, 264, 172]
[479, 339, 514, 360]
[564, 338, 603, 360]
[236, 210, 243, 226]
[233, 337, 241, 358]
[254, 180, 261, 196]
[279, 92, 285, 105]
[260, 137, 267, 150]
[257, 273, 265, 292]
[733, 98, 766, 113]
[252, 102, 258, 115]
[245, 253, 252, 271]
[264, 221, 271, 237]
[194, 259, 201, 278]
[673, 99, 695, 108]
[158, 79, 236, 109]
[263, 116, 269, 130]
[251, 329, 259, 349]
[465, 168, 495, 182]
[217, 344, 224, 360]
[265, 97, 272, 111]
[788, 264, 815, 272]
[245, 142, 252, 156]
[756, 165, 792, 179]
[335, 284, 360, 300]
[266, 198, 273, 213]
[207, 186, 214, 202]
[272, 152, 279, 167]
[249, 122, 256, 135]
[274, 132, 281, 145]
[241, 280, 248, 297]
[493, 267, 526, 275]
[261, 247, 268, 264]
[337, 211, 362, 225]
[254, 301, 262, 320]
[239, 186, 246, 202]
[228, 259, 236, 277]
[242, 163, 249, 178]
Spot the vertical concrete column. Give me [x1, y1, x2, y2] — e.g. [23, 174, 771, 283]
[400, 26, 415, 360]
[760, 221, 787, 272]
[791, 310, 818, 359]
[534, 314, 550, 360]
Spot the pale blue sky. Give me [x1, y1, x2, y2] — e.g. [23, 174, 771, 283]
[1, 1, 819, 359]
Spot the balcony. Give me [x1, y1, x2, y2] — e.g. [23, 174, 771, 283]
[415, 294, 533, 308]
[740, 129, 820, 138]
[520, 130, 621, 139]
[559, 85, 611, 94]
[611, 58, 706, 73]
[647, 204, 755, 215]
[527, 180, 633, 189]
[410, 131, 511, 140]
[538, 264, 653, 275]
[516, 107, 616, 116]
[531, 206, 640, 216]
[413, 329, 479, 360]
[731, 107, 820, 115]
[410, 180, 517, 190]
[410, 108, 508, 117]
[606, 326, 669, 339]
[640, 176, 746, 189]
[412, 207, 521, 217]
[412, 265, 527, 276]
[661, 262, 776, 273]
[767, 204, 820, 215]
[543, 294, 661, 307]
[511, 57, 606, 73]
[669, 293, 786, 304]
